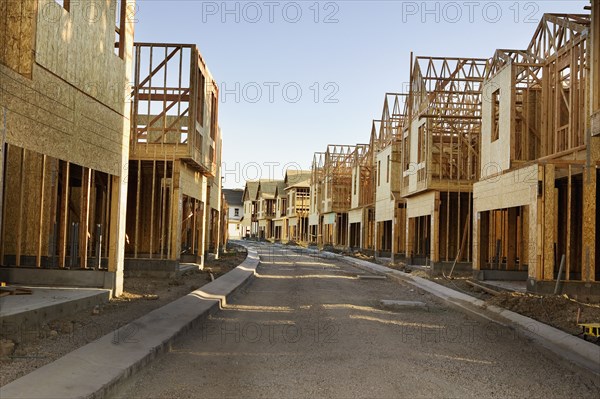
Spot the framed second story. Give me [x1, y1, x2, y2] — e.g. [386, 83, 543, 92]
[480, 14, 593, 177]
[274, 182, 288, 219]
[351, 143, 373, 210]
[130, 43, 219, 177]
[283, 170, 311, 217]
[256, 180, 281, 219]
[374, 93, 407, 202]
[242, 181, 259, 223]
[401, 56, 487, 197]
[323, 145, 356, 214]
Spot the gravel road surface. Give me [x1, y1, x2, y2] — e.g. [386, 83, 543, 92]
[113, 243, 600, 398]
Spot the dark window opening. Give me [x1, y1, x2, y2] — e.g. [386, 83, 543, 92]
[491, 88, 501, 142]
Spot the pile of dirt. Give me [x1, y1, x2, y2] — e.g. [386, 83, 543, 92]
[488, 292, 600, 336]
[425, 275, 600, 338]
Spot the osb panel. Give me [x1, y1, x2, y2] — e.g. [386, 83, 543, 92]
[406, 191, 436, 219]
[407, 117, 426, 194]
[581, 168, 596, 281]
[180, 161, 204, 200]
[542, 164, 555, 280]
[480, 65, 512, 175]
[473, 164, 538, 212]
[2, 64, 124, 175]
[351, 166, 360, 209]
[472, 211, 480, 269]
[0, 1, 36, 76]
[35, 0, 130, 113]
[348, 208, 363, 224]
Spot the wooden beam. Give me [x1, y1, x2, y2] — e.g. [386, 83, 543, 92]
[59, 162, 70, 268]
[16, 148, 25, 267]
[0, 109, 5, 264]
[566, 165, 572, 280]
[150, 158, 156, 258]
[134, 160, 141, 258]
[80, 167, 91, 268]
[36, 155, 47, 268]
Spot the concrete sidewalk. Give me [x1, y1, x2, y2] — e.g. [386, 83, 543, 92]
[1, 287, 110, 330]
[288, 246, 600, 375]
[0, 244, 260, 399]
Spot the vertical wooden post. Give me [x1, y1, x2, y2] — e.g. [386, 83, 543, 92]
[169, 161, 181, 260]
[59, 162, 70, 268]
[160, 159, 167, 258]
[432, 193, 440, 263]
[80, 167, 91, 269]
[0, 108, 6, 261]
[149, 158, 156, 258]
[506, 207, 518, 270]
[134, 159, 141, 257]
[0, 141, 8, 265]
[543, 164, 556, 280]
[36, 155, 47, 267]
[16, 148, 26, 267]
[566, 165, 572, 280]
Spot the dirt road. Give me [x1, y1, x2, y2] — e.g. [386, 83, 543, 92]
[113, 243, 600, 398]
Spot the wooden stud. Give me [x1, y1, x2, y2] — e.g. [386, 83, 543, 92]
[0, 142, 8, 265]
[150, 158, 156, 258]
[80, 167, 91, 269]
[36, 155, 47, 268]
[16, 148, 25, 267]
[134, 159, 141, 257]
[59, 162, 70, 268]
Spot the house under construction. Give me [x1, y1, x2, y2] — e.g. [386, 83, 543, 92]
[348, 140, 375, 252]
[373, 94, 408, 260]
[473, 10, 599, 296]
[0, 0, 135, 295]
[241, 181, 260, 238]
[282, 170, 312, 243]
[402, 56, 487, 271]
[318, 145, 357, 248]
[124, 42, 222, 271]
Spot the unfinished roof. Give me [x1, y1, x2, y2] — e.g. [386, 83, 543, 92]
[408, 56, 488, 121]
[223, 189, 244, 207]
[257, 180, 284, 200]
[274, 181, 288, 198]
[486, 13, 591, 80]
[311, 152, 326, 186]
[375, 93, 408, 150]
[243, 181, 260, 201]
[284, 170, 312, 188]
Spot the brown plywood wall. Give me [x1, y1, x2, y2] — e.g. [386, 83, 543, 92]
[0, 0, 37, 77]
[2, 66, 125, 175]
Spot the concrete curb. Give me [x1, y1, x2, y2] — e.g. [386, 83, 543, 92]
[291, 246, 600, 375]
[0, 244, 260, 399]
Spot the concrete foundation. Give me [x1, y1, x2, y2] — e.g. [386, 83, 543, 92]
[474, 270, 529, 281]
[0, 267, 115, 290]
[527, 279, 600, 301]
[124, 259, 180, 278]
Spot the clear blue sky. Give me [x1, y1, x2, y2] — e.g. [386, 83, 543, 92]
[133, 0, 590, 188]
